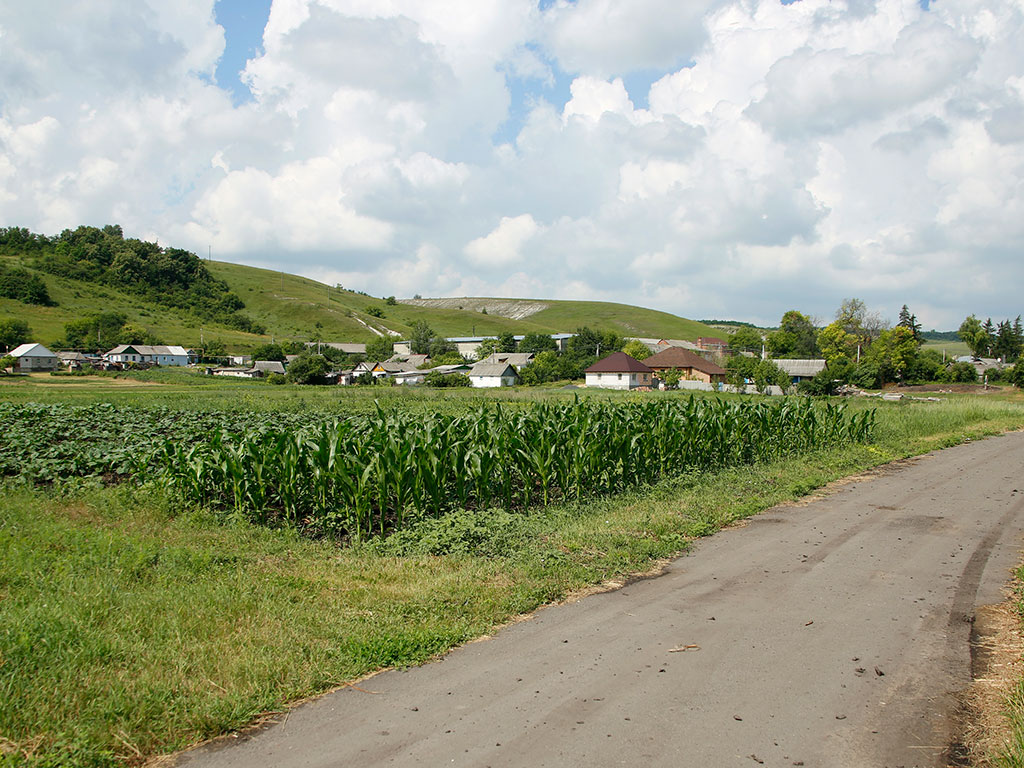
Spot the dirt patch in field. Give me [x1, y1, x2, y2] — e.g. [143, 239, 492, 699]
[894, 383, 1008, 394]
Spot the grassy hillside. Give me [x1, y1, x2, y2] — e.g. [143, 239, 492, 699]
[208, 262, 546, 342]
[2, 248, 718, 350]
[0, 260, 268, 349]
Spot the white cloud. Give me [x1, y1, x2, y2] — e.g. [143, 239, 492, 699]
[1, 0, 1024, 328]
[464, 214, 542, 267]
[543, 0, 723, 76]
[563, 77, 651, 124]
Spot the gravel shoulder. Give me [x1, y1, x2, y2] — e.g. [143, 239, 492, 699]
[172, 433, 1024, 768]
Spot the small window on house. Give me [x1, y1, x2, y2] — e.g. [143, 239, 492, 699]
[618, 373, 622, 380]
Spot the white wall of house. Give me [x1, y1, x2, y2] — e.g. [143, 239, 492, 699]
[470, 374, 516, 388]
[676, 380, 715, 392]
[15, 355, 58, 371]
[393, 373, 426, 385]
[155, 354, 189, 366]
[586, 372, 637, 390]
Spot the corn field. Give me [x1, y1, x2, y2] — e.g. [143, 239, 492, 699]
[151, 397, 875, 539]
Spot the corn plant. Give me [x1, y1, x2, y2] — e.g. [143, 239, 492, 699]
[147, 395, 876, 541]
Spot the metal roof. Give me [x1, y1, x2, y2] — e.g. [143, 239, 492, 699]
[644, 346, 726, 375]
[772, 359, 827, 377]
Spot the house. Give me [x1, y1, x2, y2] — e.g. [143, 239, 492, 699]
[318, 342, 367, 355]
[227, 354, 252, 366]
[390, 370, 428, 385]
[478, 352, 535, 367]
[468, 361, 519, 388]
[773, 359, 826, 385]
[105, 344, 192, 366]
[9, 343, 59, 372]
[57, 351, 95, 370]
[644, 346, 727, 387]
[211, 367, 255, 378]
[334, 370, 356, 386]
[430, 363, 473, 375]
[696, 337, 728, 353]
[371, 361, 422, 379]
[251, 360, 286, 377]
[650, 338, 703, 352]
[389, 353, 431, 367]
[393, 334, 574, 359]
[584, 352, 654, 390]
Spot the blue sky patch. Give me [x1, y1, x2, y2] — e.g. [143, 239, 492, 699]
[214, 0, 273, 104]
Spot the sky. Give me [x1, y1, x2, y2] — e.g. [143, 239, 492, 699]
[1, 0, 1023, 330]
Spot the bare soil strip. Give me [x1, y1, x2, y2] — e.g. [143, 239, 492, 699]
[172, 433, 1024, 768]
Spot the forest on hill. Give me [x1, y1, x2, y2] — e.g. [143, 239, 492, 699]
[0, 226, 263, 334]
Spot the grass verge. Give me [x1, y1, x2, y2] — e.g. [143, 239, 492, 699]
[1, 394, 1023, 767]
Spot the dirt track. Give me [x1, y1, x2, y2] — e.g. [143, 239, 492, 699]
[174, 433, 1024, 768]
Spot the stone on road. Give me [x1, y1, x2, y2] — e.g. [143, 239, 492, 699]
[174, 432, 1024, 768]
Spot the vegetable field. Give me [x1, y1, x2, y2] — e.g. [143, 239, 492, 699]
[1, 397, 874, 540]
[0, 402, 323, 483]
[151, 397, 874, 539]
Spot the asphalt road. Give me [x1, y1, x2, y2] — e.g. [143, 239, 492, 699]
[174, 432, 1024, 768]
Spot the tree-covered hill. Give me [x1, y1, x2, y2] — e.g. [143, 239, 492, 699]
[1, 226, 262, 334]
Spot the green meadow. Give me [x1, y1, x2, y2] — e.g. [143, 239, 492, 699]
[1, 380, 1024, 767]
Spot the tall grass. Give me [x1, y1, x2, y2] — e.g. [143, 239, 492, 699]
[152, 396, 874, 539]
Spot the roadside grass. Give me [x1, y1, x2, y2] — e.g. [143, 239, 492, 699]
[1, 394, 1023, 767]
[992, 573, 1024, 767]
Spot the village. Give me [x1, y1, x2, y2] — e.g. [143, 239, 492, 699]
[1, 333, 856, 393]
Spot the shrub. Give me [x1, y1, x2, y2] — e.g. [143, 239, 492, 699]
[424, 370, 471, 387]
[948, 361, 978, 383]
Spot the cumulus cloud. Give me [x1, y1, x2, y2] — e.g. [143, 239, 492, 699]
[543, 0, 723, 76]
[464, 214, 542, 267]
[1, 0, 1024, 327]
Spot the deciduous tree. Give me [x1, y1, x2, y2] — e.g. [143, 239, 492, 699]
[365, 336, 394, 362]
[409, 320, 434, 355]
[727, 326, 763, 354]
[622, 340, 651, 360]
[0, 317, 30, 350]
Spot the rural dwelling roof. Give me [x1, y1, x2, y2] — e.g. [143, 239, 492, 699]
[479, 352, 534, 367]
[469, 362, 518, 378]
[389, 353, 430, 366]
[251, 360, 286, 374]
[374, 362, 421, 373]
[105, 344, 189, 357]
[320, 342, 367, 354]
[697, 337, 727, 347]
[10, 343, 57, 357]
[657, 339, 702, 351]
[584, 352, 653, 374]
[644, 346, 727, 375]
[57, 351, 90, 361]
[430, 363, 472, 373]
[772, 359, 827, 377]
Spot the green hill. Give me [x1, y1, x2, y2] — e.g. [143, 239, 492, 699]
[2, 228, 719, 350]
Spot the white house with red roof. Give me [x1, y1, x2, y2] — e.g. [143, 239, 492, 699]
[584, 351, 654, 390]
